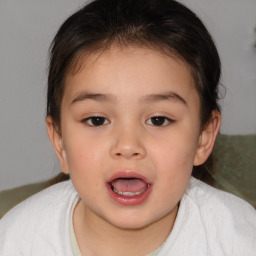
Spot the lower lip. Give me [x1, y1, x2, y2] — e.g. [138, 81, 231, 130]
[106, 183, 153, 206]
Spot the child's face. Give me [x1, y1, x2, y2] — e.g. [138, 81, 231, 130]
[49, 46, 214, 230]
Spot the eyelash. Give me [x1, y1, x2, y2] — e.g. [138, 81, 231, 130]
[82, 115, 174, 127]
[145, 116, 174, 127]
[82, 116, 110, 127]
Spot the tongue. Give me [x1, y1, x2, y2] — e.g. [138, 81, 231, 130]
[111, 178, 147, 193]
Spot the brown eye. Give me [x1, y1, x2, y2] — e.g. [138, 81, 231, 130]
[146, 116, 174, 126]
[83, 116, 110, 126]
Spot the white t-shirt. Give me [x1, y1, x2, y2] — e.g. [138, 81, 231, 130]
[0, 177, 255, 255]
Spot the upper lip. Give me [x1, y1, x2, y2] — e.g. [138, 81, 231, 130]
[107, 171, 152, 185]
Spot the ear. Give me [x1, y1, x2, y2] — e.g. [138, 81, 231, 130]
[194, 110, 221, 166]
[46, 116, 69, 174]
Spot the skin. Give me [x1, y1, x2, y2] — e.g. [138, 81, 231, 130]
[47, 46, 221, 255]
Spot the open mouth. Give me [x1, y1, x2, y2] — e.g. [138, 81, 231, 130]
[110, 177, 150, 197]
[106, 172, 153, 205]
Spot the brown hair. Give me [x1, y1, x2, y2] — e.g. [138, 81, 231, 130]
[47, 0, 222, 184]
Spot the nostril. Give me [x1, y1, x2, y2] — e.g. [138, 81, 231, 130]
[114, 152, 140, 158]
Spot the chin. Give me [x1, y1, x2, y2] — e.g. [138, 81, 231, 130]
[111, 218, 151, 230]
[105, 210, 161, 230]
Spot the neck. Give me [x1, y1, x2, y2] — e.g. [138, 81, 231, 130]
[73, 201, 178, 256]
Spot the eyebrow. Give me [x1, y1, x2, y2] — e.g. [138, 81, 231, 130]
[141, 91, 187, 105]
[71, 90, 187, 106]
[71, 92, 117, 105]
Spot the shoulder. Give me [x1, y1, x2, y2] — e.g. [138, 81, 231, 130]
[185, 177, 256, 217]
[183, 177, 256, 253]
[1, 180, 76, 222]
[0, 180, 78, 255]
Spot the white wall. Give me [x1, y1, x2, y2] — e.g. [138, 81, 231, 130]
[0, 0, 86, 190]
[182, 0, 256, 135]
[1, 0, 255, 190]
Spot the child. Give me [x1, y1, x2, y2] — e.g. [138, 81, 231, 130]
[1, 0, 255, 255]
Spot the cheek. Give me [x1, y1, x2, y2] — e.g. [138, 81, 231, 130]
[152, 138, 195, 204]
[64, 137, 105, 198]
[151, 131, 198, 177]
[64, 135, 105, 174]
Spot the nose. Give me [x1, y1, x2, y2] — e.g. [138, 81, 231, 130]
[110, 127, 146, 160]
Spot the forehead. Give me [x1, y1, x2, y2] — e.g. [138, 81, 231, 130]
[64, 46, 199, 108]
